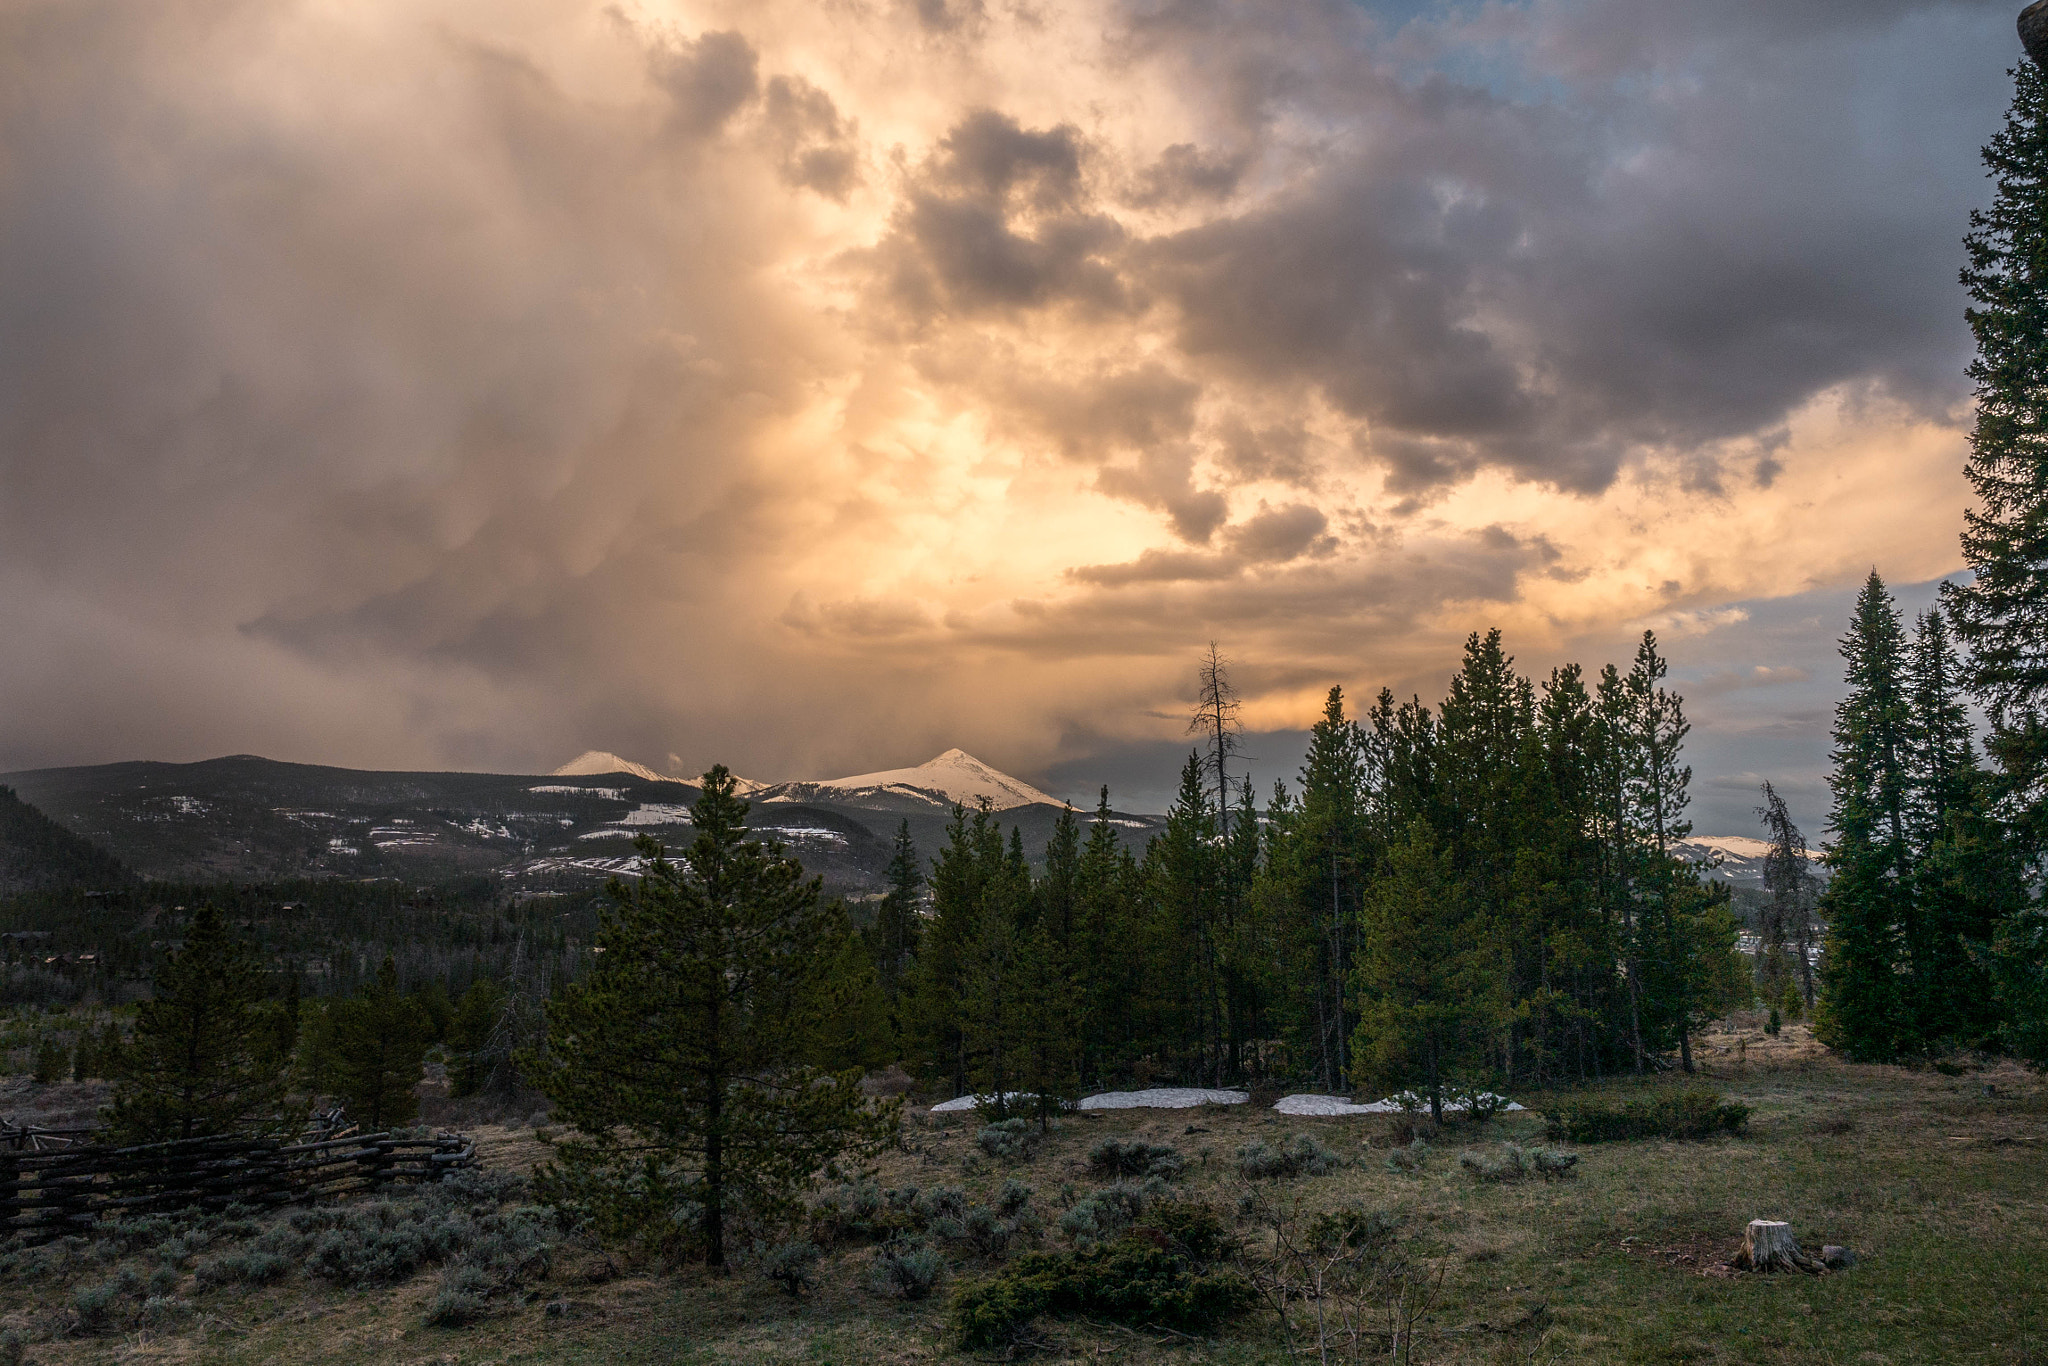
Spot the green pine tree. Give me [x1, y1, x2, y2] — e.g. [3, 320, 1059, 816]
[1351, 821, 1496, 1126]
[526, 767, 896, 1267]
[327, 957, 432, 1130]
[105, 906, 288, 1143]
[870, 820, 924, 1008]
[447, 978, 507, 1099]
[1815, 573, 1916, 1060]
[1949, 58, 2048, 831]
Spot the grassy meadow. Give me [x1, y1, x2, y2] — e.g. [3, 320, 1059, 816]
[0, 1019, 2042, 1366]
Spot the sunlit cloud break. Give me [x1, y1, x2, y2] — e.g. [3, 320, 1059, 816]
[0, 0, 2008, 803]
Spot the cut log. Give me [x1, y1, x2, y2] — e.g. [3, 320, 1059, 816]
[1733, 1219, 1826, 1274]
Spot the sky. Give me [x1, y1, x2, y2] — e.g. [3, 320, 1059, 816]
[0, 0, 2021, 837]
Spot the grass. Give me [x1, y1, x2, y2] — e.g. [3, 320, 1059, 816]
[0, 1020, 2044, 1363]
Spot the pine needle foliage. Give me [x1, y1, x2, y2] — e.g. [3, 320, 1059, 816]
[1951, 60, 2048, 827]
[105, 906, 287, 1144]
[526, 766, 898, 1267]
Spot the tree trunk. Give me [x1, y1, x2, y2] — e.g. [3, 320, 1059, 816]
[1733, 1219, 1825, 1274]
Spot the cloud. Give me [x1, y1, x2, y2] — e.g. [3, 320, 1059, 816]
[0, 0, 2005, 808]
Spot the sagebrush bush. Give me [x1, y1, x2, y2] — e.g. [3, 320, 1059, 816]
[140, 1294, 193, 1329]
[976, 1118, 1046, 1161]
[869, 1235, 945, 1300]
[951, 1202, 1253, 1350]
[72, 1279, 126, 1335]
[1087, 1137, 1186, 1181]
[1543, 1089, 1749, 1142]
[759, 1240, 822, 1295]
[1460, 1143, 1575, 1182]
[1059, 1180, 1158, 1246]
[1236, 1133, 1342, 1179]
[1384, 1138, 1430, 1174]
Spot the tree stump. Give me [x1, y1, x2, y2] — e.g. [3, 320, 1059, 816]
[1733, 1219, 1825, 1274]
[2023, 1, 2048, 70]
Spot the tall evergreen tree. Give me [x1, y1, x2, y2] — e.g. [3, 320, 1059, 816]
[1351, 821, 1493, 1126]
[1815, 574, 1917, 1060]
[528, 768, 895, 1267]
[327, 956, 432, 1130]
[106, 906, 286, 1143]
[1949, 58, 2048, 832]
[871, 820, 924, 1008]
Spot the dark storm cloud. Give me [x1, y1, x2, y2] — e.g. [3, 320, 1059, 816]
[875, 110, 1131, 317]
[0, 0, 2019, 792]
[1095, 0, 2011, 495]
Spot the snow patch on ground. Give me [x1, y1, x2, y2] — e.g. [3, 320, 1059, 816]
[930, 1092, 1038, 1113]
[1078, 1088, 1248, 1110]
[1273, 1093, 1526, 1116]
[930, 1087, 1251, 1113]
[614, 804, 695, 826]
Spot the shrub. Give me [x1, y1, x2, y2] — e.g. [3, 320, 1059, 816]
[951, 1202, 1254, 1350]
[423, 1266, 493, 1327]
[1236, 1133, 1342, 1180]
[869, 1235, 945, 1300]
[195, 1248, 292, 1288]
[977, 1118, 1044, 1161]
[1384, 1139, 1429, 1174]
[759, 1240, 822, 1295]
[996, 1180, 1033, 1219]
[1058, 1180, 1154, 1245]
[1459, 1142, 1576, 1182]
[72, 1280, 126, 1335]
[1087, 1137, 1185, 1181]
[810, 1179, 913, 1244]
[140, 1294, 193, 1329]
[1543, 1089, 1750, 1143]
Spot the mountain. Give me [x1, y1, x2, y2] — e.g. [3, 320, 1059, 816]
[2, 751, 1158, 895]
[551, 750, 669, 783]
[767, 748, 1063, 812]
[0, 785, 130, 894]
[1673, 834, 1829, 889]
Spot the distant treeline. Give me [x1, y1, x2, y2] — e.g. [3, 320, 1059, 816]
[0, 875, 600, 1009]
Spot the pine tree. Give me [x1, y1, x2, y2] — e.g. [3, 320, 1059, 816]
[1351, 821, 1494, 1126]
[1075, 787, 1140, 1085]
[106, 906, 287, 1143]
[327, 957, 432, 1130]
[871, 820, 924, 1007]
[1151, 753, 1223, 1081]
[447, 978, 507, 1099]
[1623, 631, 1709, 1072]
[1277, 688, 1364, 1091]
[527, 768, 896, 1267]
[905, 801, 1005, 1095]
[1949, 58, 2048, 829]
[1815, 574, 1916, 1060]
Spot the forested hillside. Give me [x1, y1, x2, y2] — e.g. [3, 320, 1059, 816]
[0, 785, 128, 896]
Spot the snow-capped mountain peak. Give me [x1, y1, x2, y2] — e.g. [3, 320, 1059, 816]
[549, 751, 768, 793]
[801, 748, 1061, 811]
[551, 750, 668, 783]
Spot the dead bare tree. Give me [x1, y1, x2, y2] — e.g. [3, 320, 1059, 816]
[1189, 642, 1246, 838]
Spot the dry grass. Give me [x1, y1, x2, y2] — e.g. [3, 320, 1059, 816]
[4, 1026, 2046, 1364]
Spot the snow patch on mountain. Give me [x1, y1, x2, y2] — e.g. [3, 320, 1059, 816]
[551, 751, 669, 783]
[783, 749, 1062, 811]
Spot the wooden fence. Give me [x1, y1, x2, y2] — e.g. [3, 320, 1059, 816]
[0, 1124, 477, 1241]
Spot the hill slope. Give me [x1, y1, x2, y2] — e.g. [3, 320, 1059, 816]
[0, 785, 129, 894]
